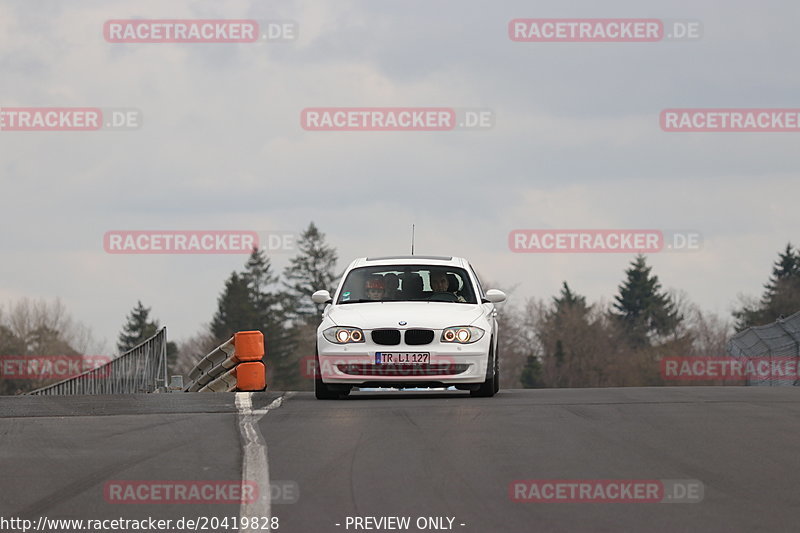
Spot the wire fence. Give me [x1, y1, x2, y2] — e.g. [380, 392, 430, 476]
[727, 311, 800, 386]
[28, 327, 168, 395]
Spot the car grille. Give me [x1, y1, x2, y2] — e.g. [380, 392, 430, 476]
[336, 364, 469, 376]
[371, 329, 401, 345]
[404, 329, 434, 345]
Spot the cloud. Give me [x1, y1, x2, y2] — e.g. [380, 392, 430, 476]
[1, 0, 798, 342]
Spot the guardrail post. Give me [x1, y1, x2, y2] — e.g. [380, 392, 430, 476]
[235, 362, 267, 391]
[233, 331, 266, 391]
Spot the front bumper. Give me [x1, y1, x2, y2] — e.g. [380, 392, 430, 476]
[316, 331, 491, 385]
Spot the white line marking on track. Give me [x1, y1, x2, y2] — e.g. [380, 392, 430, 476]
[236, 393, 283, 532]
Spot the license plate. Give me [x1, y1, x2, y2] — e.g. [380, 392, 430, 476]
[375, 352, 430, 364]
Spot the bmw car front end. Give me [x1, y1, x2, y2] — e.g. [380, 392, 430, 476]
[312, 256, 506, 399]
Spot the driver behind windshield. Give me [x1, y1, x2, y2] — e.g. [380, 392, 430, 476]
[430, 270, 466, 302]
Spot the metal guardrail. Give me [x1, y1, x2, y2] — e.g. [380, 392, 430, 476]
[29, 327, 168, 395]
[727, 310, 800, 386]
[184, 331, 266, 392]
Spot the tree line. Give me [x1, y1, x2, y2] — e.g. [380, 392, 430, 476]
[504, 244, 800, 388]
[0, 300, 102, 394]
[169, 221, 338, 390]
[2, 228, 799, 393]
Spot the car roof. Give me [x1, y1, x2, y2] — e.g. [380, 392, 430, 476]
[350, 256, 466, 269]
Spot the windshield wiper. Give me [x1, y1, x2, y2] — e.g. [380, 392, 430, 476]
[339, 299, 382, 304]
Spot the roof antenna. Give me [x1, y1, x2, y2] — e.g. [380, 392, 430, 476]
[411, 224, 415, 255]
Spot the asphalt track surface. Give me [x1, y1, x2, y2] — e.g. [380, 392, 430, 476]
[2, 387, 800, 533]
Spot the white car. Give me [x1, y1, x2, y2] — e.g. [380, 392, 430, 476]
[311, 255, 506, 399]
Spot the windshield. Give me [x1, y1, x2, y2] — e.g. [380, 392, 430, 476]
[336, 265, 478, 304]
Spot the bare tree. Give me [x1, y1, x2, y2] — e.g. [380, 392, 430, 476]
[0, 298, 105, 394]
[495, 295, 542, 388]
[172, 328, 220, 379]
[4, 298, 104, 355]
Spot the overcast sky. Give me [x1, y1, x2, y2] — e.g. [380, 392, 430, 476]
[1, 0, 799, 352]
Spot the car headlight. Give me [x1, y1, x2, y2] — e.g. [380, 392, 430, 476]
[323, 326, 365, 344]
[441, 326, 484, 344]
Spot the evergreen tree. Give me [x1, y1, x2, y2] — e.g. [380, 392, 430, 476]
[549, 282, 589, 327]
[553, 281, 587, 311]
[118, 301, 178, 368]
[519, 354, 544, 388]
[241, 248, 299, 389]
[118, 301, 159, 353]
[243, 247, 279, 316]
[553, 339, 565, 367]
[537, 283, 593, 387]
[612, 255, 682, 347]
[283, 222, 339, 322]
[210, 273, 259, 342]
[734, 243, 800, 330]
[763, 243, 799, 298]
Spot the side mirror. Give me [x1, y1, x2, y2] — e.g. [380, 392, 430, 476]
[484, 289, 506, 304]
[311, 290, 332, 305]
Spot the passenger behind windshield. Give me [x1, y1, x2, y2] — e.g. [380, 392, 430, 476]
[336, 267, 476, 304]
[365, 276, 385, 301]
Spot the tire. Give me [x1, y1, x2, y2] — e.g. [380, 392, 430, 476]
[471, 341, 498, 398]
[314, 348, 341, 400]
[315, 378, 340, 400]
[493, 358, 500, 394]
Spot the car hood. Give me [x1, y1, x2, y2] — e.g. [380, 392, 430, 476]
[327, 302, 485, 330]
